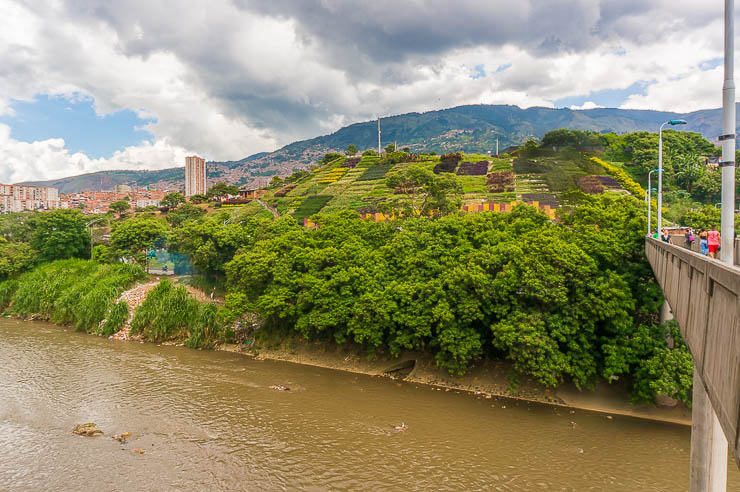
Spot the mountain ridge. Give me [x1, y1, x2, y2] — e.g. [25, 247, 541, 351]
[18, 103, 737, 194]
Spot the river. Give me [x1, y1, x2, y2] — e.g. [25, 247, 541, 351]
[1, 319, 739, 491]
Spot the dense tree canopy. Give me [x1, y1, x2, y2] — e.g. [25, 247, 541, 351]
[206, 182, 239, 201]
[30, 209, 90, 262]
[0, 240, 37, 280]
[110, 215, 169, 263]
[218, 196, 687, 403]
[161, 192, 186, 209]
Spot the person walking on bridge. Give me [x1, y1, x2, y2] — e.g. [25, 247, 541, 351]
[707, 225, 720, 259]
[699, 229, 708, 255]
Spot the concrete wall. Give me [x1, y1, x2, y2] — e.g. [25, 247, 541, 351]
[646, 237, 740, 468]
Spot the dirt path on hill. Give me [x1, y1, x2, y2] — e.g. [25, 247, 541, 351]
[256, 198, 280, 219]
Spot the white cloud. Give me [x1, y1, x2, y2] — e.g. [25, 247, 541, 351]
[570, 101, 604, 110]
[0, 123, 190, 184]
[0, 0, 737, 182]
[621, 66, 723, 112]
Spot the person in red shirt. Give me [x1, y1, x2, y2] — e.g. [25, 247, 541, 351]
[707, 225, 721, 259]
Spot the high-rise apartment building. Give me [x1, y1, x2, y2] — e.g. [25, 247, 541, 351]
[185, 155, 207, 197]
[0, 184, 60, 213]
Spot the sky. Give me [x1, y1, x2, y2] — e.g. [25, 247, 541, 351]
[0, 0, 734, 183]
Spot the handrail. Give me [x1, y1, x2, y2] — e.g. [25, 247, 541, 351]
[645, 237, 740, 468]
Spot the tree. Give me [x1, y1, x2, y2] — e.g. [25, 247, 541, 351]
[269, 176, 284, 187]
[169, 214, 256, 277]
[320, 152, 342, 164]
[206, 182, 239, 201]
[109, 200, 131, 216]
[189, 193, 207, 204]
[0, 241, 36, 280]
[110, 215, 169, 264]
[30, 209, 90, 262]
[384, 143, 396, 154]
[384, 164, 463, 217]
[672, 152, 704, 193]
[161, 192, 186, 209]
[167, 203, 206, 227]
[345, 144, 358, 156]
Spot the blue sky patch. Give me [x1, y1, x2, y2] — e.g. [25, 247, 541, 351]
[552, 81, 651, 109]
[699, 57, 723, 71]
[0, 94, 154, 158]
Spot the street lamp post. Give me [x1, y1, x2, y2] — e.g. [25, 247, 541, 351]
[646, 188, 657, 235]
[647, 169, 659, 235]
[657, 119, 687, 233]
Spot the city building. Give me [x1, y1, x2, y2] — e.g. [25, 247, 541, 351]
[185, 155, 207, 197]
[0, 184, 61, 212]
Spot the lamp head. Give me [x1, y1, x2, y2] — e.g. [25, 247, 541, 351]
[668, 119, 687, 125]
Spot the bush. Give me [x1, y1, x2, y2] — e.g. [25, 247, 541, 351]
[487, 171, 515, 192]
[577, 176, 605, 194]
[274, 184, 298, 197]
[456, 161, 488, 176]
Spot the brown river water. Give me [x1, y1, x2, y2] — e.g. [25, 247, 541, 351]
[1, 319, 740, 491]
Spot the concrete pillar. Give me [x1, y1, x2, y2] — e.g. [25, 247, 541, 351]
[690, 369, 728, 491]
[660, 300, 674, 323]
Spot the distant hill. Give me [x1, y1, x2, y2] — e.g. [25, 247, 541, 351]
[19, 104, 737, 193]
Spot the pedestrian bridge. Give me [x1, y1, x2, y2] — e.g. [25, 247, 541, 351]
[645, 237, 740, 467]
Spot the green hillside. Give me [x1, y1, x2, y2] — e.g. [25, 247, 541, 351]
[237, 148, 624, 224]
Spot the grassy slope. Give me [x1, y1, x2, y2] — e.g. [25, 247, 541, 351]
[228, 151, 628, 221]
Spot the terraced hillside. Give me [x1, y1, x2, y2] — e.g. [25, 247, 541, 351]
[235, 150, 626, 223]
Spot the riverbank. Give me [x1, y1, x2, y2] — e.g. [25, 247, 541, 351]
[217, 337, 692, 426]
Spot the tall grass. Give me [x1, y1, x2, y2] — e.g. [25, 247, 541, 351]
[130, 279, 200, 341]
[5, 259, 146, 333]
[129, 279, 228, 347]
[98, 300, 130, 336]
[0, 279, 18, 311]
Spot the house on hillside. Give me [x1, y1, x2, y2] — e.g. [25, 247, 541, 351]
[239, 188, 267, 200]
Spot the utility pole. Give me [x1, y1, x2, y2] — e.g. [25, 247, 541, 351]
[690, 1, 733, 490]
[496, 138, 499, 156]
[377, 116, 382, 155]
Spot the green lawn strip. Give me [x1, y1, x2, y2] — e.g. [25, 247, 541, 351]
[457, 175, 486, 193]
[460, 154, 491, 162]
[357, 164, 394, 181]
[292, 195, 333, 222]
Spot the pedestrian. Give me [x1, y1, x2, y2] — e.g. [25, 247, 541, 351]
[685, 228, 695, 249]
[661, 228, 671, 243]
[652, 229, 659, 239]
[699, 229, 709, 256]
[707, 225, 721, 259]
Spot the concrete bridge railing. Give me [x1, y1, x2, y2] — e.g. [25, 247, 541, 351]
[645, 237, 740, 467]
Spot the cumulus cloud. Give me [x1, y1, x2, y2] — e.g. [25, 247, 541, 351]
[0, 123, 190, 184]
[0, 0, 736, 181]
[570, 101, 604, 110]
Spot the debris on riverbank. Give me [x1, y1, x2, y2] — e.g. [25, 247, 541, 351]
[112, 432, 131, 444]
[111, 280, 160, 341]
[72, 423, 103, 437]
[269, 385, 290, 391]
